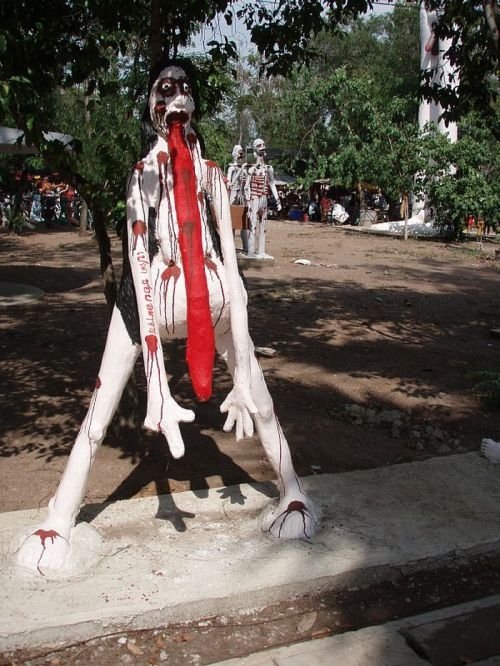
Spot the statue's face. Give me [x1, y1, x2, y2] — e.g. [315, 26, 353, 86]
[253, 138, 266, 157]
[149, 65, 195, 136]
[232, 144, 244, 163]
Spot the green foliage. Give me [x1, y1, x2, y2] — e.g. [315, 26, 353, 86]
[421, 1, 499, 126]
[422, 111, 500, 235]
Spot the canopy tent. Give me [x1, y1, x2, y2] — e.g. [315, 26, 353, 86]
[274, 172, 296, 186]
[0, 126, 73, 155]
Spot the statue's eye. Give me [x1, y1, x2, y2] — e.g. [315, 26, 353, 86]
[159, 80, 175, 96]
[181, 81, 191, 95]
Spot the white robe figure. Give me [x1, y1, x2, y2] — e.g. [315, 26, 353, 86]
[226, 144, 248, 253]
[244, 138, 281, 259]
[16, 62, 319, 576]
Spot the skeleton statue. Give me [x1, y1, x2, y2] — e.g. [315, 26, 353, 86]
[244, 138, 281, 259]
[16, 60, 319, 575]
[226, 144, 248, 253]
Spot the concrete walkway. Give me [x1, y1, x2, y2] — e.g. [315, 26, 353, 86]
[212, 596, 500, 665]
[1, 452, 499, 657]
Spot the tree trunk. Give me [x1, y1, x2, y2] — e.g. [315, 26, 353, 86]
[149, 0, 162, 63]
[91, 206, 117, 312]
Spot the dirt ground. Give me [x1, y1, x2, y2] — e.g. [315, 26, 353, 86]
[0, 221, 499, 516]
[2, 221, 500, 665]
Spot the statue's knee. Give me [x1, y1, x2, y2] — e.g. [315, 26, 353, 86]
[87, 426, 105, 452]
[256, 397, 273, 421]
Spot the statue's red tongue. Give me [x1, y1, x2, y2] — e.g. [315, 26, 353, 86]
[167, 120, 214, 401]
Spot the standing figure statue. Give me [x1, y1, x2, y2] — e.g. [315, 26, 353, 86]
[418, 1, 458, 141]
[414, 1, 458, 215]
[244, 138, 281, 259]
[226, 144, 248, 253]
[16, 60, 319, 576]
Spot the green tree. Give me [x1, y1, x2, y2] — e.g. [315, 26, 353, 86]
[423, 112, 500, 237]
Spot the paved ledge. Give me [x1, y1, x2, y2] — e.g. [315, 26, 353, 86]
[212, 595, 500, 666]
[1, 453, 499, 652]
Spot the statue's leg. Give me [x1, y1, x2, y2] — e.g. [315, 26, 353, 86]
[240, 228, 249, 254]
[247, 198, 258, 257]
[16, 306, 140, 573]
[257, 197, 269, 257]
[216, 329, 320, 539]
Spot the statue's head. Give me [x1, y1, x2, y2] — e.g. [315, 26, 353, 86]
[232, 144, 244, 163]
[253, 138, 266, 158]
[141, 57, 200, 154]
[148, 64, 195, 138]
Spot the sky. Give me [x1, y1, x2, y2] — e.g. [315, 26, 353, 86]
[191, 1, 395, 57]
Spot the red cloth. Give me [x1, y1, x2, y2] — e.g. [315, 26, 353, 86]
[167, 122, 214, 401]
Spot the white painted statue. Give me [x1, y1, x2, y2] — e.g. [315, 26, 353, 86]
[16, 61, 319, 576]
[418, 1, 458, 142]
[412, 1, 459, 216]
[244, 138, 281, 259]
[226, 143, 248, 253]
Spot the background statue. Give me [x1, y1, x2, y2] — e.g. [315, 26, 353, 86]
[16, 60, 319, 575]
[244, 138, 281, 259]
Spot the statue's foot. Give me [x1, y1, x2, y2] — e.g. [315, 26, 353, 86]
[255, 253, 274, 260]
[480, 438, 500, 464]
[16, 520, 72, 575]
[262, 494, 321, 540]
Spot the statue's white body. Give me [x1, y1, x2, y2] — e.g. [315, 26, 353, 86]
[16, 65, 319, 576]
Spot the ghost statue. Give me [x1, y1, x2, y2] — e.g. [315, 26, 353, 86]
[244, 138, 281, 259]
[15, 60, 320, 576]
[227, 144, 247, 205]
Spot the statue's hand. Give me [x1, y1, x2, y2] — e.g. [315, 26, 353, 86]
[276, 203, 282, 212]
[144, 398, 194, 459]
[220, 385, 257, 441]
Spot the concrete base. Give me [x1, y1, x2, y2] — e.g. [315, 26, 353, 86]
[1, 453, 499, 652]
[237, 255, 275, 269]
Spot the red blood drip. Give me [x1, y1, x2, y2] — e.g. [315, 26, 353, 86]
[145, 334, 158, 353]
[206, 160, 218, 169]
[197, 191, 204, 203]
[157, 151, 168, 167]
[161, 262, 180, 282]
[135, 161, 145, 171]
[132, 220, 146, 236]
[95, 376, 102, 389]
[34, 528, 60, 547]
[167, 121, 214, 400]
[287, 500, 305, 512]
[187, 133, 197, 145]
[154, 102, 166, 114]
